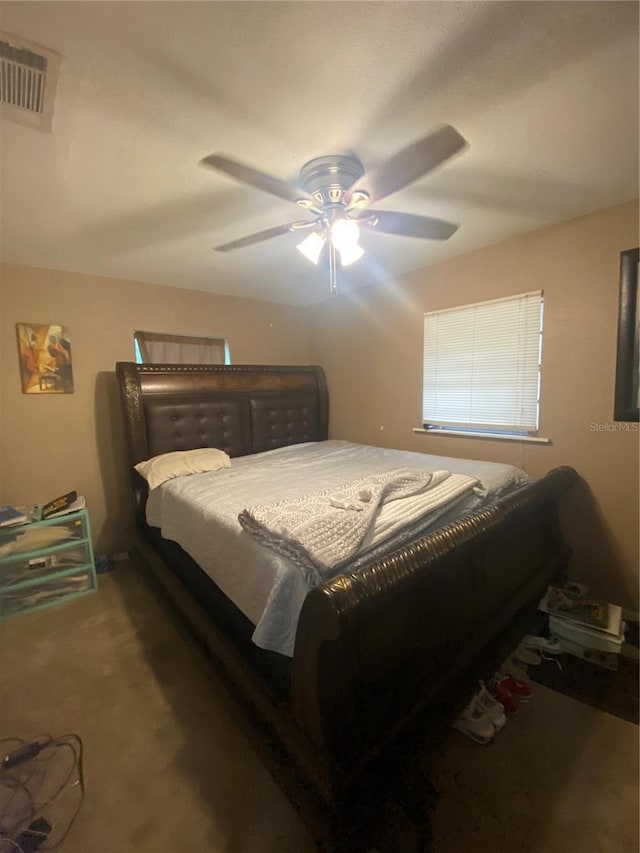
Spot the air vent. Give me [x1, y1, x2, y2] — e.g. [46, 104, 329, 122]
[0, 40, 46, 112]
[0, 33, 60, 131]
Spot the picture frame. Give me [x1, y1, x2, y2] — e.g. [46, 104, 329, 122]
[16, 323, 74, 394]
[613, 247, 639, 422]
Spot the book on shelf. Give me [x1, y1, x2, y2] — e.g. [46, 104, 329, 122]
[0, 505, 29, 527]
[539, 586, 622, 636]
[32, 492, 86, 522]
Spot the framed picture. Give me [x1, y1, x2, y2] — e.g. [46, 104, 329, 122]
[16, 323, 74, 394]
[613, 247, 639, 422]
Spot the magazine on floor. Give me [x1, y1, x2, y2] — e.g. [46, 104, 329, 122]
[539, 586, 622, 636]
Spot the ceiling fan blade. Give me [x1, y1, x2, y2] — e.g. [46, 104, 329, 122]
[214, 220, 316, 252]
[360, 210, 459, 241]
[201, 154, 319, 211]
[345, 125, 467, 207]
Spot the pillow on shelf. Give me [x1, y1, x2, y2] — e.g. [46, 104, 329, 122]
[134, 447, 231, 490]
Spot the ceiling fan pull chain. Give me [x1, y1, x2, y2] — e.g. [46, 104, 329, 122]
[329, 242, 338, 296]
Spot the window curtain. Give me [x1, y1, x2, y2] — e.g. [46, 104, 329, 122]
[134, 332, 227, 365]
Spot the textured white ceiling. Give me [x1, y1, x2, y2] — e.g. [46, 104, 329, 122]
[0, 1, 638, 306]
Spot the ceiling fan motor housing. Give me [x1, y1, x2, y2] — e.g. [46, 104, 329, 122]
[298, 155, 364, 209]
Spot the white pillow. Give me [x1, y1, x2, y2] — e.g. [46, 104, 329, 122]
[135, 448, 231, 490]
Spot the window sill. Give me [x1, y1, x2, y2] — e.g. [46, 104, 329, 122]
[413, 427, 552, 445]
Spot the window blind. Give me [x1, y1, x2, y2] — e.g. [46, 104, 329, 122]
[422, 291, 543, 433]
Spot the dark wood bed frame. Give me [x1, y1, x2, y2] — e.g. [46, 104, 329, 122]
[116, 361, 578, 849]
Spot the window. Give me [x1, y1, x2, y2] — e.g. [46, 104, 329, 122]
[422, 291, 544, 437]
[133, 331, 229, 365]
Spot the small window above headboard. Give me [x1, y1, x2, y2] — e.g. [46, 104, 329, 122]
[133, 331, 230, 365]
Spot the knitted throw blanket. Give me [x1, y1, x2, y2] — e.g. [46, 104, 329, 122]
[238, 467, 452, 585]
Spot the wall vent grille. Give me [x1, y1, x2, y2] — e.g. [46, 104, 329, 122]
[0, 40, 47, 113]
[0, 33, 60, 131]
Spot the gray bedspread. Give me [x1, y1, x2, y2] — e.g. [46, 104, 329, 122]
[145, 440, 528, 656]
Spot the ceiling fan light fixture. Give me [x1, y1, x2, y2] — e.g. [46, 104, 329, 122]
[330, 217, 360, 249]
[296, 230, 325, 265]
[337, 242, 364, 267]
[331, 218, 364, 267]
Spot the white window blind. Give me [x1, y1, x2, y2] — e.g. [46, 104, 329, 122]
[134, 331, 228, 365]
[423, 291, 543, 434]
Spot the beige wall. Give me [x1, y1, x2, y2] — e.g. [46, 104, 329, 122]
[0, 264, 311, 554]
[309, 201, 640, 611]
[2, 202, 638, 609]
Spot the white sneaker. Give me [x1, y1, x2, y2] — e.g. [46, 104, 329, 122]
[475, 683, 507, 733]
[513, 645, 542, 666]
[453, 694, 496, 744]
[523, 635, 562, 654]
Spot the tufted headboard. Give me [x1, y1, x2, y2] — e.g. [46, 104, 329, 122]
[115, 362, 329, 521]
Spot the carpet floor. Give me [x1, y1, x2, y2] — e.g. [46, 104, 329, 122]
[1, 562, 638, 853]
[530, 639, 639, 725]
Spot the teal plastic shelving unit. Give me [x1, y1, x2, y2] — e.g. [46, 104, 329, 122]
[0, 508, 98, 620]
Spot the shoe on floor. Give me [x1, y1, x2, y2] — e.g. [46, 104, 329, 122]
[489, 677, 519, 713]
[513, 645, 542, 666]
[497, 673, 532, 702]
[475, 683, 507, 732]
[453, 694, 496, 744]
[523, 635, 562, 654]
[502, 657, 531, 683]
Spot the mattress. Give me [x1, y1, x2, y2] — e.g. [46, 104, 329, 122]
[145, 440, 528, 656]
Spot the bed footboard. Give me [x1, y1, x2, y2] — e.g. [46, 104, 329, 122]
[292, 465, 578, 790]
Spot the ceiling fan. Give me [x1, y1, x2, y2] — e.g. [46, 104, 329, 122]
[200, 125, 467, 294]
